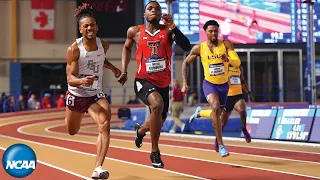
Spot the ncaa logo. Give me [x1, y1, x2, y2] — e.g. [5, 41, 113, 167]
[2, 144, 37, 178]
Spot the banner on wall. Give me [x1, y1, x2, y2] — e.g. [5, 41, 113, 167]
[240, 106, 278, 139]
[271, 106, 315, 141]
[309, 105, 320, 143]
[31, 0, 55, 40]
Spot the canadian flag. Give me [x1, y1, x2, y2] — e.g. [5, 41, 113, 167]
[31, 0, 54, 40]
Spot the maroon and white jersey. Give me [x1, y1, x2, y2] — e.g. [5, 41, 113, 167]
[68, 37, 105, 97]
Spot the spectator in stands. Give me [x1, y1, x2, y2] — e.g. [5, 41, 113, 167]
[35, 101, 41, 109]
[0, 93, 5, 113]
[188, 91, 197, 107]
[28, 94, 37, 110]
[3, 95, 14, 112]
[169, 80, 185, 133]
[18, 95, 26, 111]
[56, 94, 65, 108]
[127, 95, 140, 104]
[42, 93, 52, 109]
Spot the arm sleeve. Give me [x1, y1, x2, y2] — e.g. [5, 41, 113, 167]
[228, 50, 241, 67]
[172, 27, 191, 51]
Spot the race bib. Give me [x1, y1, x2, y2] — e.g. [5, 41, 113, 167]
[66, 94, 75, 106]
[230, 76, 241, 85]
[146, 58, 166, 73]
[209, 63, 224, 76]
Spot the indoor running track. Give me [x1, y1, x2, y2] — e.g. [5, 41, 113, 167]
[0, 108, 320, 180]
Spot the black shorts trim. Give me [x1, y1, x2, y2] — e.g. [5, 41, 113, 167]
[134, 78, 169, 119]
[224, 94, 244, 112]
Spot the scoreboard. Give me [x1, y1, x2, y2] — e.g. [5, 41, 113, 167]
[257, 1, 320, 43]
[271, 107, 315, 141]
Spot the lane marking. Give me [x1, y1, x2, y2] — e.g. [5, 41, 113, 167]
[0, 135, 209, 180]
[15, 121, 320, 179]
[0, 147, 90, 180]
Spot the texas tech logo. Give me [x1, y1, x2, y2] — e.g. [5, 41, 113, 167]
[147, 40, 161, 58]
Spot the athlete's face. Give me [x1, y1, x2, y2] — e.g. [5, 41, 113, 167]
[205, 25, 219, 42]
[79, 17, 98, 40]
[144, 2, 161, 24]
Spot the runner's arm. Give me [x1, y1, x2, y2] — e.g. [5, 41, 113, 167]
[121, 26, 137, 73]
[182, 44, 200, 85]
[224, 40, 241, 67]
[101, 40, 118, 71]
[240, 66, 251, 94]
[171, 26, 191, 51]
[66, 45, 83, 87]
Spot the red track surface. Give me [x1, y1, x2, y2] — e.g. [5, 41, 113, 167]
[0, 119, 318, 179]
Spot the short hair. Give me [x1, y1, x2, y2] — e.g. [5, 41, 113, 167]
[74, 3, 96, 24]
[203, 20, 220, 31]
[145, 0, 161, 10]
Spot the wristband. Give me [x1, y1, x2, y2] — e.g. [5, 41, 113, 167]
[169, 23, 176, 30]
[122, 72, 128, 75]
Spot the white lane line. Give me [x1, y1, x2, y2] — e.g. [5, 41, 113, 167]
[15, 122, 320, 179]
[0, 135, 209, 180]
[0, 146, 90, 180]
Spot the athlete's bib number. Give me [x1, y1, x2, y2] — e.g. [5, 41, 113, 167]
[209, 63, 224, 76]
[230, 76, 241, 85]
[66, 94, 75, 106]
[146, 58, 166, 73]
[97, 92, 106, 98]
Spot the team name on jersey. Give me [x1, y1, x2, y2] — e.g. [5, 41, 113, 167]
[208, 54, 221, 60]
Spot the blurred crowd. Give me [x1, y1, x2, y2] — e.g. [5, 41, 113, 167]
[0, 92, 66, 113]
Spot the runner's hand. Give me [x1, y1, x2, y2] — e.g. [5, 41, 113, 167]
[112, 68, 122, 78]
[221, 54, 229, 62]
[82, 75, 95, 86]
[181, 83, 189, 96]
[118, 72, 128, 86]
[162, 14, 175, 29]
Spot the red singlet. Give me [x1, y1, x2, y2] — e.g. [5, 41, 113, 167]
[135, 24, 172, 88]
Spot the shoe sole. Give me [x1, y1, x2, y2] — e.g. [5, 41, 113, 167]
[92, 171, 109, 179]
[152, 164, 164, 168]
[221, 153, 230, 158]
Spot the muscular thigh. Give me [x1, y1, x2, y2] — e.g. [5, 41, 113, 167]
[88, 102, 109, 125]
[96, 98, 111, 120]
[66, 107, 84, 129]
[234, 97, 246, 112]
[134, 78, 157, 106]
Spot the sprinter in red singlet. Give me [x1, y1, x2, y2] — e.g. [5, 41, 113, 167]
[118, 0, 191, 168]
